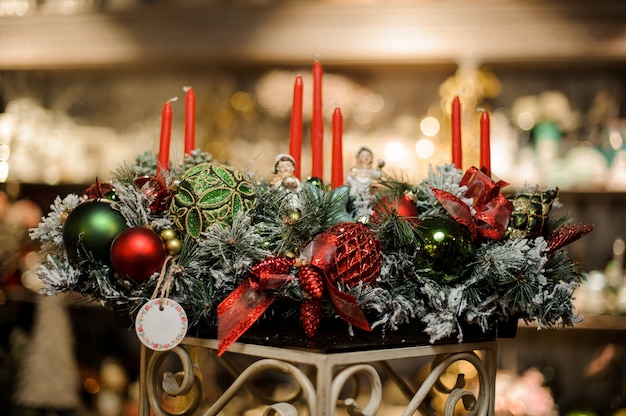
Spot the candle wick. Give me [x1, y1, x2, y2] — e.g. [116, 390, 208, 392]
[477, 107, 486, 113]
[456, 88, 466, 96]
[183, 86, 192, 92]
[167, 96, 179, 103]
[314, 53, 321, 62]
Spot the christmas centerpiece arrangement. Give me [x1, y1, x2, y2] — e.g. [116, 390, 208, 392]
[30, 67, 592, 355]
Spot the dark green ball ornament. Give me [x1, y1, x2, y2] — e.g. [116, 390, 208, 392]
[63, 199, 128, 265]
[416, 216, 473, 282]
[306, 176, 324, 189]
[169, 162, 257, 238]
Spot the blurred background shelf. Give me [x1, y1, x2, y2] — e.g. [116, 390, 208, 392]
[518, 314, 626, 331]
[1, 1, 626, 70]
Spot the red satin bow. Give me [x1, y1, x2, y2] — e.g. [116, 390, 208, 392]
[217, 260, 294, 355]
[323, 273, 372, 332]
[301, 233, 372, 333]
[433, 166, 513, 240]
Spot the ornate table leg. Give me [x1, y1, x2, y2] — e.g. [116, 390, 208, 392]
[330, 364, 383, 416]
[138, 339, 497, 416]
[138, 345, 150, 416]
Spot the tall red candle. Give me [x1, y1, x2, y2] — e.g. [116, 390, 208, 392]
[311, 60, 324, 179]
[184, 86, 196, 155]
[158, 100, 173, 172]
[480, 110, 491, 176]
[451, 96, 462, 169]
[331, 107, 343, 188]
[289, 75, 303, 179]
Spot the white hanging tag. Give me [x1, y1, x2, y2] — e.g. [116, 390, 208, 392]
[135, 298, 188, 351]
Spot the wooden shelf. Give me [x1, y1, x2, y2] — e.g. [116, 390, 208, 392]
[518, 314, 626, 331]
[1, 1, 626, 70]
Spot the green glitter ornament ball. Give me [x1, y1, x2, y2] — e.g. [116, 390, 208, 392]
[416, 216, 473, 282]
[169, 162, 257, 238]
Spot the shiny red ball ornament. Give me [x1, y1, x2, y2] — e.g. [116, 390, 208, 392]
[371, 194, 419, 225]
[110, 227, 167, 281]
[395, 194, 419, 219]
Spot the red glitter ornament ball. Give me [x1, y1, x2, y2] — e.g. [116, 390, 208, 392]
[110, 227, 167, 281]
[307, 222, 382, 287]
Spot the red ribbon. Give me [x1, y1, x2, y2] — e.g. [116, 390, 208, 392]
[433, 166, 513, 240]
[217, 268, 292, 355]
[300, 233, 372, 333]
[323, 273, 372, 332]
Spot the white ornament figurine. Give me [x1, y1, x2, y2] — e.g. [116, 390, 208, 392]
[346, 146, 385, 197]
[271, 153, 302, 210]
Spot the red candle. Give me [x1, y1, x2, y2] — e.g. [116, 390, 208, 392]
[289, 75, 303, 179]
[480, 110, 491, 176]
[184, 86, 196, 155]
[311, 60, 324, 179]
[158, 100, 172, 172]
[451, 96, 462, 169]
[331, 107, 343, 188]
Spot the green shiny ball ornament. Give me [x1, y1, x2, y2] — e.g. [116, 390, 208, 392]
[103, 189, 118, 201]
[62, 200, 128, 265]
[416, 216, 473, 281]
[169, 162, 257, 238]
[306, 176, 324, 189]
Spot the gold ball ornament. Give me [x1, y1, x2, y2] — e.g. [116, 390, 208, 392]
[160, 228, 182, 255]
[160, 228, 178, 241]
[169, 163, 257, 238]
[285, 210, 301, 224]
[165, 238, 182, 256]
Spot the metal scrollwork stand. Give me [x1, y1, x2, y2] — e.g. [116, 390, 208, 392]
[139, 337, 497, 416]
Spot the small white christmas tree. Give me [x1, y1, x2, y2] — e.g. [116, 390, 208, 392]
[13, 294, 82, 411]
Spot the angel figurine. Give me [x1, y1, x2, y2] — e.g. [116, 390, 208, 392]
[346, 146, 385, 196]
[271, 153, 302, 210]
